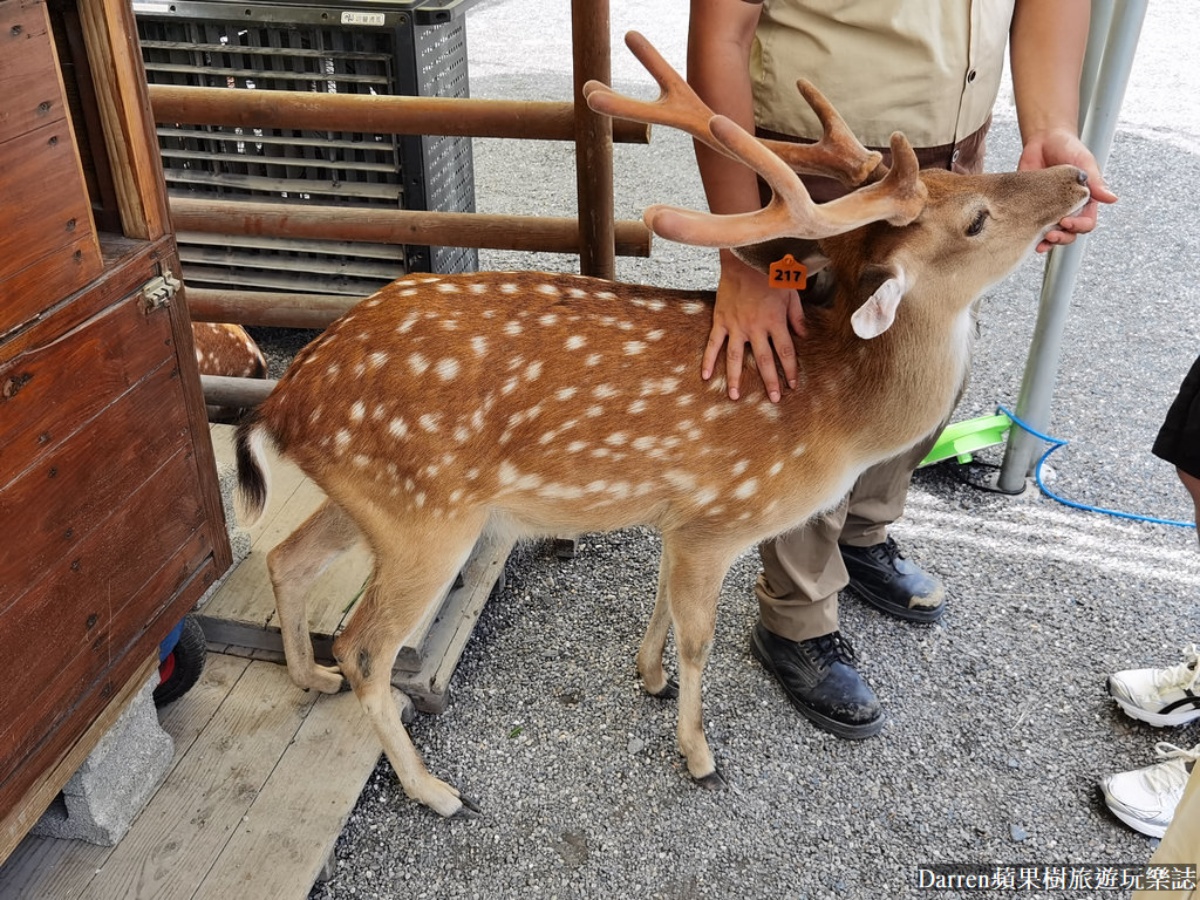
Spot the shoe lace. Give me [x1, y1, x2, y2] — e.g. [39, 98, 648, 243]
[1159, 644, 1200, 694]
[811, 631, 858, 668]
[873, 536, 904, 563]
[1143, 742, 1200, 794]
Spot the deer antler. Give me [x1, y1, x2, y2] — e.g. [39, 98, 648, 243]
[584, 32, 927, 248]
[583, 31, 882, 187]
[645, 119, 926, 247]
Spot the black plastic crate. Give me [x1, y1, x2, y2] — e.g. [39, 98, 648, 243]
[134, 0, 478, 296]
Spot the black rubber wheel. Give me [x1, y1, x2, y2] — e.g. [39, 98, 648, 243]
[154, 616, 207, 708]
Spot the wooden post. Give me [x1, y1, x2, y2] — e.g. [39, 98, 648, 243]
[571, 0, 616, 280]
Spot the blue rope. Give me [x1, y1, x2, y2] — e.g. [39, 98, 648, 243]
[994, 405, 1196, 529]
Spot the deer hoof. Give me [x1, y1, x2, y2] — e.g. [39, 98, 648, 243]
[647, 677, 678, 700]
[453, 793, 483, 817]
[694, 768, 727, 791]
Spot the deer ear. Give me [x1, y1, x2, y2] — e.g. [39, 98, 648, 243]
[730, 238, 829, 279]
[851, 263, 909, 339]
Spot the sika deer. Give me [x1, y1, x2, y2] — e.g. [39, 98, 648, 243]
[192, 321, 267, 422]
[234, 33, 1091, 816]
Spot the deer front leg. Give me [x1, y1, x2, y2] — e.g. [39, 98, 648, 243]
[659, 531, 737, 789]
[636, 559, 678, 699]
[268, 499, 362, 694]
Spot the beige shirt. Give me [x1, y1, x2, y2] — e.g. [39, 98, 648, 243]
[751, 0, 1017, 148]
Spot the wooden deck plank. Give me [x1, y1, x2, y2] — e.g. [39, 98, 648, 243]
[193, 688, 382, 898]
[0, 654, 238, 900]
[79, 662, 316, 900]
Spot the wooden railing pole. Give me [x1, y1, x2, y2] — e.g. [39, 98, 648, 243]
[170, 198, 652, 257]
[571, 0, 615, 280]
[148, 86, 650, 145]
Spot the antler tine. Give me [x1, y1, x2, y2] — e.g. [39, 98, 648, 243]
[645, 118, 927, 248]
[583, 31, 724, 153]
[586, 34, 886, 187]
[760, 80, 885, 187]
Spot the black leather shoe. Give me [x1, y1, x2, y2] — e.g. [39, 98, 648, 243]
[841, 536, 946, 623]
[750, 623, 884, 739]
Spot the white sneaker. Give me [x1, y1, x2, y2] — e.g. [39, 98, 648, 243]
[1107, 644, 1200, 727]
[1100, 742, 1200, 838]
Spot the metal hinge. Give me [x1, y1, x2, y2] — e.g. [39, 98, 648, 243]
[142, 272, 181, 310]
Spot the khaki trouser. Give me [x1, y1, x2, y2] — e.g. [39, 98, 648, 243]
[752, 121, 989, 643]
[757, 430, 941, 641]
[1132, 764, 1200, 900]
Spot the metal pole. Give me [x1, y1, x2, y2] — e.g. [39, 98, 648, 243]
[1078, 0, 1116, 126]
[996, 0, 1147, 492]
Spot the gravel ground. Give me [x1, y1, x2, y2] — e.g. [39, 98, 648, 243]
[262, 4, 1200, 898]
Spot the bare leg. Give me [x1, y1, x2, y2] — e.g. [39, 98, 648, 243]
[1179, 468, 1200, 550]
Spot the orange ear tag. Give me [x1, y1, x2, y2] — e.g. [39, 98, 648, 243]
[768, 254, 808, 290]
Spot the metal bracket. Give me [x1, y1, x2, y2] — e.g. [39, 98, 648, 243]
[141, 272, 181, 311]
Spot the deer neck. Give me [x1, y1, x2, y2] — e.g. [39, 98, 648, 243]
[788, 278, 976, 467]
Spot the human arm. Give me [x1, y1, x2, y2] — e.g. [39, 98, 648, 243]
[1010, 0, 1118, 252]
[689, 0, 803, 402]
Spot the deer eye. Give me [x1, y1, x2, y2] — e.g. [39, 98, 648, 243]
[966, 210, 989, 236]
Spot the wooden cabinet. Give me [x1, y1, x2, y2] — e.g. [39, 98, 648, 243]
[0, 0, 231, 843]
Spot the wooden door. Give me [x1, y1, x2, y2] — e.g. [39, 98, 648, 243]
[0, 0, 231, 836]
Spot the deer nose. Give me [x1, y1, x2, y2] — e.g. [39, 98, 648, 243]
[1075, 168, 1089, 186]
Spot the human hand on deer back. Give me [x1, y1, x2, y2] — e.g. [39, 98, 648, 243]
[704, 251, 805, 403]
[1019, 126, 1118, 252]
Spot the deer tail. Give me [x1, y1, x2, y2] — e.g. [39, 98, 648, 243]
[234, 412, 272, 528]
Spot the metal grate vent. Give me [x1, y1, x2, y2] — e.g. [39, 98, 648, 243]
[136, 2, 477, 296]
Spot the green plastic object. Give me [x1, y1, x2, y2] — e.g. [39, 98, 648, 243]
[919, 413, 1013, 467]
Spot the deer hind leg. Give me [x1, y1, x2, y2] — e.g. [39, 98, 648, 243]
[333, 512, 488, 818]
[268, 498, 363, 694]
[659, 530, 737, 789]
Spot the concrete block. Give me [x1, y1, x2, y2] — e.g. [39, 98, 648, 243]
[31, 676, 173, 846]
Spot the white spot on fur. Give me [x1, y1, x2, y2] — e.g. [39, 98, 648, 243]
[350, 401, 365, 423]
[389, 418, 408, 439]
[681, 302, 705, 315]
[769, 461, 784, 477]
[565, 335, 586, 351]
[436, 358, 460, 381]
[408, 353, 430, 375]
[624, 341, 647, 355]
[504, 321, 523, 336]
[664, 470, 696, 491]
[397, 312, 420, 333]
[525, 360, 543, 381]
[586, 405, 604, 418]
[732, 459, 749, 476]
[335, 429, 351, 450]
[369, 351, 388, 369]
[500, 283, 519, 294]
[646, 329, 665, 341]
[734, 478, 759, 499]
[469, 283, 488, 294]
[605, 432, 628, 447]
[539, 314, 559, 326]
[585, 353, 603, 367]
[471, 335, 488, 357]
[567, 441, 588, 453]
[628, 399, 647, 414]
[593, 384, 618, 399]
[537, 284, 561, 296]
[556, 386, 578, 401]
[437, 282, 460, 293]
[419, 413, 441, 433]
